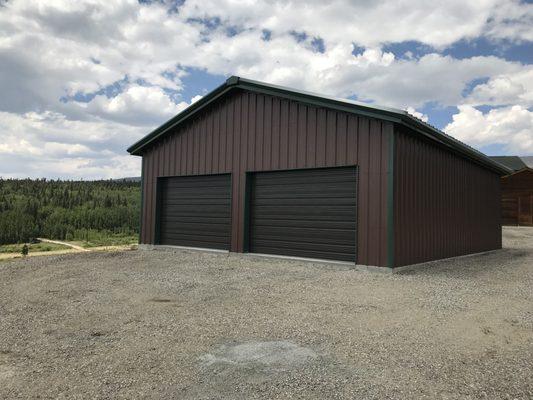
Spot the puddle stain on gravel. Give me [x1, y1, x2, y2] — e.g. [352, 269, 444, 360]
[0, 365, 15, 380]
[0, 352, 15, 381]
[199, 340, 318, 370]
[149, 298, 173, 303]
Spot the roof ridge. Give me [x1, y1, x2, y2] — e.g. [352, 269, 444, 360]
[127, 76, 512, 175]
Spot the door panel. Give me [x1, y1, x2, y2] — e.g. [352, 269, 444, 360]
[249, 167, 357, 262]
[158, 174, 231, 249]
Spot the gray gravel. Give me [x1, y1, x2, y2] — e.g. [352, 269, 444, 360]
[1, 227, 532, 399]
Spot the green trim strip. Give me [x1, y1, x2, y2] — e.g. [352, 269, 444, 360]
[127, 84, 234, 155]
[387, 129, 395, 268]
[138, 157, 145, 244]
[127, 76, 511, 176]
[236, 83, 403, 124]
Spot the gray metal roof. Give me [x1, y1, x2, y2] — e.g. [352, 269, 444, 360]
[127, 76, 511, 175]
[520, 156, 533, 169]
[489, 156, 527, 172]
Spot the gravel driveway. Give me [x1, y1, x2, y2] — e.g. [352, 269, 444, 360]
[1, 227, 532, 399]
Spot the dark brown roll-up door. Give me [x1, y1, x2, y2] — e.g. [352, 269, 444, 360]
[249, 167, 357, 262]
[157, 174, 231, 250]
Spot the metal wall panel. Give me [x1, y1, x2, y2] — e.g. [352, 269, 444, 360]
[393, 126, 502, 267]
[140, 89, 392, 266]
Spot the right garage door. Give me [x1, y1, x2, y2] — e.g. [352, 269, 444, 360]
[249, 167, 357, 262]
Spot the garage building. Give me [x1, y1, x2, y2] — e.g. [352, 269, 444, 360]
[128, 77, 511, 269]
[501, 168, 533, 226]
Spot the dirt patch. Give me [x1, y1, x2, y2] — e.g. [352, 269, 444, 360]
[199, 340, 318, 369]
[0, 227, 532, 399]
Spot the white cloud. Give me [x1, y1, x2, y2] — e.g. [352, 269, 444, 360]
[405, 107, 429, 122]
[189, 30, 524, 108]
[0, 110, 144, 179]
[1, 0, 529, 114]
[0, 0, 532, 178]
[485, 1, 533, 43]
[464, 68, 533, 107]
[0, 86, 206, 179]
[0, 0, 196, 114]
[180, 0, 533, 48]
[74, 85, 184, 126]
[445, 105, 533, 154]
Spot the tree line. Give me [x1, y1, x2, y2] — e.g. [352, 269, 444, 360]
[0, 178, 140, 245]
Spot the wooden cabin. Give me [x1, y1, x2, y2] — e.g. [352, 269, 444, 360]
[501, 168, 533, 226]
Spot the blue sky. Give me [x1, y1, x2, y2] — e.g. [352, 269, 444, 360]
[0, 0, 532, 179]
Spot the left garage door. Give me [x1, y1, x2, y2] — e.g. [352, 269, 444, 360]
[157, 174, 231, 250]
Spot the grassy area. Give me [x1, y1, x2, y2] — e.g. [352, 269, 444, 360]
[0, 232, 138, 258]
[0, 242, 71, 254]
[68, 232, 138, 248]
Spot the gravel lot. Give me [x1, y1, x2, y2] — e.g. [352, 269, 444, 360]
[1, 227, 532, 399]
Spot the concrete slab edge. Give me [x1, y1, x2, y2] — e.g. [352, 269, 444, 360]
[390, 248, 504, 273]
[241, 252, 356, 268]
[138, 244, 229, 254]
[137, 245, 503, 273]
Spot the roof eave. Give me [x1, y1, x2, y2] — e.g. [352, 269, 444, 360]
[502, 166, 533, 178]
[127, 77, 240, 155]
[127, 75, 512, 175]
[398, 115, 512, 175]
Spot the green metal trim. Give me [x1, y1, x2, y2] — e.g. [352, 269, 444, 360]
[387, 129, 395, 268]
[242, 172, 252, 252]
[153, 177, 163, 245]
[138, 157, 145, 244]
[127, 81, 237, 155]
[354, 165, 359, 265]
[126, 75, 512, 176]
[236, 83, 403, 124]
[398, 118, 509, 175]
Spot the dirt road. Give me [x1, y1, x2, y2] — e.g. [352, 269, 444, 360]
[37, 238, 88, 251]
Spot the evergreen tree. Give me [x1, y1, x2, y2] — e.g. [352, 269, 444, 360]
[0, 178, 140, 244]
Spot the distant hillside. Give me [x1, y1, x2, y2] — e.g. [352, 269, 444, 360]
[112, 177, 141, 182]
[0, 178, 140, 245]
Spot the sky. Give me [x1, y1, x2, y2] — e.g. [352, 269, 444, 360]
[0, 0, 532, 179]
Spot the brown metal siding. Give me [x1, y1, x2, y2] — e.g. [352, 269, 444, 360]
[393, 127, 502, 267]
[140, 89, 392, 266]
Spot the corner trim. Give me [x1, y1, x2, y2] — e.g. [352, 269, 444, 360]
[387, 128, 395, 267]
[138, 157, 145, 244]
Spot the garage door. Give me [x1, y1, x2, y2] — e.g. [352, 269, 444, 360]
[249, 167, 357, 262]
[157, 174, 231, 250]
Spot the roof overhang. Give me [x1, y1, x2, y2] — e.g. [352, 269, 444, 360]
[127, 76, 512, 176]
[502, 167, 533, 178]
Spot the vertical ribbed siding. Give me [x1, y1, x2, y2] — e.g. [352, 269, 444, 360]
[393, 127, 502, 267]
[140, 89, 392, 266]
